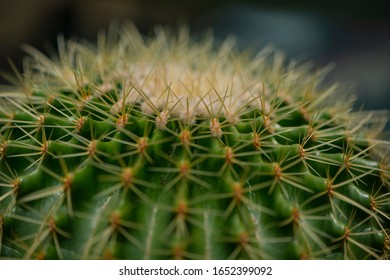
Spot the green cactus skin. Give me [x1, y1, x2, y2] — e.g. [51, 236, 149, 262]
[0, 23, 389, 260]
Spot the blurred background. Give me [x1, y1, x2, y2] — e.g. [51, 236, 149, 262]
[1, 0, 389, 121]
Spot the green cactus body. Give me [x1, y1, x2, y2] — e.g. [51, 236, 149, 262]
[0, 24, 389, 260]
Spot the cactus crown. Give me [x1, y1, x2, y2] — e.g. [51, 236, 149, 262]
[0, 23, 389, 260]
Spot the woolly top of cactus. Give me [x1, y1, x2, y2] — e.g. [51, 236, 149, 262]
[1, 24, 370, 132]
[1, 22, 388, 143]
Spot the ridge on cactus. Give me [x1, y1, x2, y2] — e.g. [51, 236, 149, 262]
[0, 22, 389, 260]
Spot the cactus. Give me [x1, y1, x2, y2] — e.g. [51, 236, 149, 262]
[0, 23, 389, 260]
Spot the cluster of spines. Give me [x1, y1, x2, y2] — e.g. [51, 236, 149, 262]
[0, 24, 389, 259]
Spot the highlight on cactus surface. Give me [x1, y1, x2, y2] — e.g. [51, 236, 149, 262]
[0, 22, 389, 260]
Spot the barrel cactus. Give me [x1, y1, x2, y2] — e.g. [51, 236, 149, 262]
[0, 23, 389, 260]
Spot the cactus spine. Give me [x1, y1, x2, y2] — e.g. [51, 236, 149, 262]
[0, 23, 389, 259]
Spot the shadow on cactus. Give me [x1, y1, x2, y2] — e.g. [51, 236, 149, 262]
[0, 22, 389, 260]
